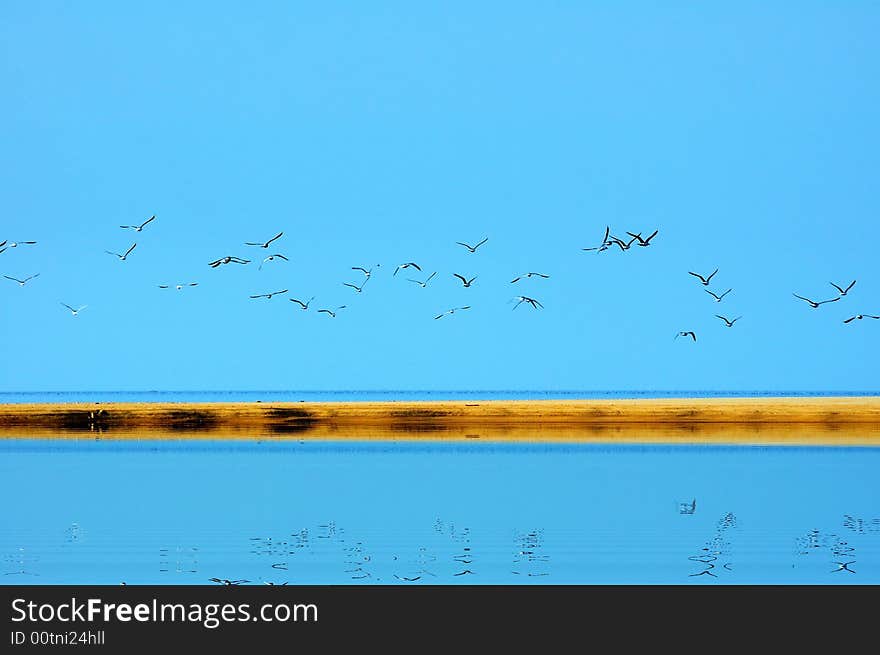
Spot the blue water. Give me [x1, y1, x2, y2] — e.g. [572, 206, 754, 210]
[1, 390, 878, 403]
[1, 438, 878, 584]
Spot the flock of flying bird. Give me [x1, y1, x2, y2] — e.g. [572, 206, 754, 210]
[2, 218, 876, 332]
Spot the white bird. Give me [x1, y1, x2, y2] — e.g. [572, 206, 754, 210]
[61, 302, 87, 316]
[259, 254, 289, 270]
[105, 243, 137, 261]
[408, 272, 437, 288]
[2, 240, 37, 248]
[120, 215, 155, 232]
[843, 314, 879, 324]
[4, 273, 39, 286]
[434, 306, 470, 320]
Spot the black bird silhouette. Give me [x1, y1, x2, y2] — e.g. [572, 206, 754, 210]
[434, 306, 470, 320]
[289, 296, 315, 310]
[512, 296, 544, 310]
[351, 264, 380, 278]
[317, 305, 346, 318]
[209, 256, 250, 268]
[209, 578, 249, 585]
[453, 274, 477, 288]
[510, 272, 550, 284]
[608, 234, 640, 251]
[3, 240, 37, 248]
[245, 232, 283, 248]
[679, 499, 697, 514]
[675, 331, 697, 341]
[582, 226, 612, 252]
[689, 269, 718, 285]
[843, 314, 879, 324]
[705, 288, 732, 302]
[120, 215, 155, 232]
[408, 272, 437, 288]
[4, 273, 39, 286]
[158, 282, 198, 290]
[393, 262, 421, 276]
[60, 302, 87, 316]
[250, 289, 288, 300]
[456, 237, 488, 253]
[343, 278, 369, 293]
[793, 293, 839, 308]
[105, 243, 137, 261]
[627, 229, 659, 246]
[830, 280, 856, 296]
[259, 253, 289, 270]
[716, 315, 741, 327]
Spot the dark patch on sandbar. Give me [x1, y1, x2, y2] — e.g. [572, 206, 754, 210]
[161, 410, 219, 431]
[265, 407, 317, 433]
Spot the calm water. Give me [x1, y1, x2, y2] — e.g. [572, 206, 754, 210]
[2, 390, 879, 403]
[1, 438, 878, 584]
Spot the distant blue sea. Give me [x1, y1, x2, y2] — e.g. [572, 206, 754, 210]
[1, 390, 878, 403]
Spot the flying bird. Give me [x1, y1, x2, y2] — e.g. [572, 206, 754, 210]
[245, 232, 283, 248]
[3, 240, 37, 248]
[158, 282, 198, 290]
[512, 296, 544, 310]
[582, 226, 612, 252]
[510, 272, 550, 284]
[105, 243, 137, 261]
[258, 253, 289, 270]
[119, 215, 155, 232]
[208, 578, 249, 586]
[290, 297, 315, 310]
[250, 289, 288, 300]
[343, 278, 369, 293]
[843, 314, 879, 324]
[716, 315, 741, 327]
[317, 306, 347, 318]
[607, 234, 640, 252]
[705, 288, 732, 302]
[393, 262, 421, 276]
[351, 265, 379, 278]
[453, 274, 477, 288]
[209, 256, 250, 268]
[792, 293, 840, 308]
[626, 229, 659, 246]
[408, 272, 437, 288]
[830, 280, 856, 297]
[689, 269, 718, 286]
[4, 273, 39, 286]
[675, 331, 697, 341]
[434, 306, 470, 320]
[456, 237, 488, 253]
[61, 302, 87, 316]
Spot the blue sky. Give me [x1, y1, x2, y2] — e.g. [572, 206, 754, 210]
[1, 2, 878, 392]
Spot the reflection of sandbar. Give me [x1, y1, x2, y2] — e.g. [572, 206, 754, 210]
[0, 397, 878, 445]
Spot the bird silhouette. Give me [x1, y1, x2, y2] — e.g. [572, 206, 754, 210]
[434, 306, 470, 320]
[675, 331, 697, 341]
[249, 289, 288, 300]
[510, 272, 549, 284]
[453, 274, 477, 288]
[4, 273, 39, 286]
[793, 293, 839, 308]
[105, 243, 137, 261]
[259, 254, 289, 270]
[245, 232, 283, 248]
[209, 256, 250, 268]
[716, 315, 741, 327]
[289, 297, 315, 310]
[689, 269, 718, 285]
[120, 215, 155, 232]
[830, 280, 856, 297]
[393, 262, 421, 276]
[705, 288, 732, 302]
[512, 296, 544, 310]
[456, 237, 488, 253]
[626, 229, 659, 246]
[408, 272, 437, 288]
[843, 314, 879, 324]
